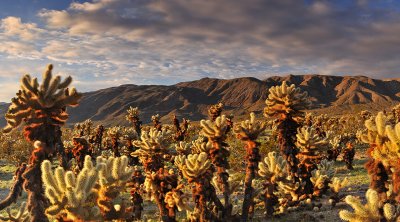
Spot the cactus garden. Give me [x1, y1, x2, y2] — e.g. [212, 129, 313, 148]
[0, 64, 398, 222]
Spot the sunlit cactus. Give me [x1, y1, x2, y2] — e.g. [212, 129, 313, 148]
[264, 81, 311, 181]
[95, 155, 133, 220]
[329, 177, 349, 207]
[176, 152, 222, 221]
[164, 189, 191, 212]
[329, 177, 349, 194]
[233, 112, 266, 220]
[208, 102, 223, 121]
[339, 189, 397, 222]
[151, 114, 162, 131]
[174, 141, 191, 155]
[1, 64, 82, 222]
[3, 64, 81, 135]
[0, 201, 29, 222]
[392, 104, 400, 123]
[264, 81, 311, 118]
[191, 137, 212, 154]
[296, 126, 328, 195]
[258, 151, 287, 216]
[41, 156, 101, 221]
[278, 180, 301, 201]
[327, 136, 342, 161]
[200, 115, 232, 217]
[126, 106, 142, 137]
[106, 126, 123, 157]
[179, 153, 212, 180]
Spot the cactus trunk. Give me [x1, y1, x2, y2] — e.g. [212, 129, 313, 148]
[241, 140, 261, 221]
[277, 116, 300, 180]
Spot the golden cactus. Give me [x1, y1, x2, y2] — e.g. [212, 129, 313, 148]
[339, 189, 391, 222]
[258, 152, 287, 180]
[330, 177, 349, 193]
[264, 81, 311, 118]
[361, 112, 388, 146]
[3, 64, 81, 134]
[41, 156, 101, 221]
[317, 159, 335, 179]
[179, 153, 212, 181]
[95, 155, 133, 220]
[164, 189, 191, 212]
[175, 141, 191, 155]
[296, 126, 328, 151]
[191, 137, 212, 154]
[233, 112, 266, 141]
[200, 115, 228, 141]
[278, 180, 301, 201]
[131, 128, 171, 157]
[126, 106, 140, 122]
[0, 202, 29, 222]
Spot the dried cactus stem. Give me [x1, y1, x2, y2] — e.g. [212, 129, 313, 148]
[23, 143, 50, 222]
[241, 140, 261, 221]
[263, 182, 278, 217]
[277, 116, 300, 180]
[0, 163, 27, 210]
[210, 141, 231, 218]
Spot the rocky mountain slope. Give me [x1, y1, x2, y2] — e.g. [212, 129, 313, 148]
[0, 75, 399, 126]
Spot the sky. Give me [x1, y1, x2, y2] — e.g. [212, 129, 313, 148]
[0, 0, 399, 101]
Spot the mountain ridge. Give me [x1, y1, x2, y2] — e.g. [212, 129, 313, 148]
[0, 74, 399, 127]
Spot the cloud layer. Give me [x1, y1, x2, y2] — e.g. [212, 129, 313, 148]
[0, 0, 399, 101]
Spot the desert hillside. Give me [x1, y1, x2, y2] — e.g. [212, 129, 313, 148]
[0, 75, 399, 126]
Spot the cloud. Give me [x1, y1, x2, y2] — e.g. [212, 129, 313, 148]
[1, 16, 43, 40]
[0, 0, 400, 101]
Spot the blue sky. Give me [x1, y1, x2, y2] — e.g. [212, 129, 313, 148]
[0, 0, 399, 101]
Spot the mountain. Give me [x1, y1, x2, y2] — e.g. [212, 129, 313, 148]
[0, 75, 399, 127]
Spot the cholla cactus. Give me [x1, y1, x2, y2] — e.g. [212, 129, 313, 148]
[258, 152, 287, 181]
[200, 115, 231, 216]
[208, 102, 223, 121]
[0, 202, 29, 222]
[200, 115, 228, 142]
[126, 106, 142, 137]
[3, 64, 81, 135]
[2, 64, 81, 222]
[81, 119, 93, 137]
[330, 177, 349, 194]
[41, 156, 101, 221]
[392, 104, 400, 123]
[105, 126, 122, 157]
[296, 126, 328, 195]
[177, 152, 222, 221]
[310, 170, 329, 197]
[264, 81, 311, 181]
[296, 126, 328, 152]
[174, 141, 191, 155]
[180, 153, 211, 180]
[361, 112, 392, 196]
[278, 180, 301, 201]
[132, 128, 170, 160]
[264, 81, 311, 118]
[132, 127, 179, 221]
[164, 189, 191, 212]
[339, 189, 398, 222]
[258, 152, 287, 216]
[191, 137, 212, 154]
[327, 136, 342, 161]
[233, 112, 266, 220]
[151, 114, 162, 131]
[95, 155, 133, 220]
